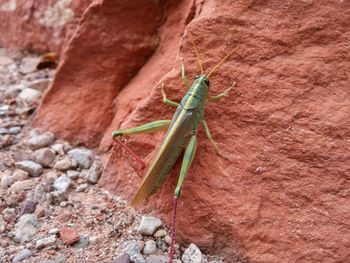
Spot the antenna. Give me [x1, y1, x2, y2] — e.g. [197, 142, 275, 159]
[191, 39, 204, 75]
[207, 46, 239, 77]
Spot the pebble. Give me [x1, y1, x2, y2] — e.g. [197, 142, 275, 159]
[28, 78, 52, 91]
[20, 199, 37, 215]
[48, 228, 59, 235]
[54, 175, 71, 193]
[182, 243, 203, 263]
[0, 127, 8, 134]
[76, 183, 88, 192]
[9, 179, 35, 193]
[59, 227, 80, 245]
[0, 216, 6, 233]
[51, 143, 65, 155]
[36, 236, 56, 249]
[145, 255, 167, 263]
[1, 173, 14, 188]
[111, 253, 130, 263]
[143, 240, 157, 255]
[137, 216, 162, 235]
[68, 148, 94, 169]
[122, 241, 145, 263]
[4, 84, 24, 99]
[154, 229, 167, 238]
[12, 248, 33, 263]
[17, 88, 42, 104]
[27, 132, 55, 150]
[19, 57, 40, 74]
[66, 170, 80, 180]
[73, 234, 90, 248]
[85, 160, 103, 184]
[33, 147, 55, 167]
[9, 126, 21, 134]
[14, 214, 39, 242]
[0, 105, 9, 115]
[0, 55, 14, 66]
[2, 207, 16, 223]
[13, 169, 29, 180]
[15, 160, 43, 177]
[53, 157, 71, 171]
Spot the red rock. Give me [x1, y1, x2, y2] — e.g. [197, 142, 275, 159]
[33, 0, 350, 262]
[59, 227, 80, 245]
[0, 0, 92, 54]
[57, 212, 71, 223]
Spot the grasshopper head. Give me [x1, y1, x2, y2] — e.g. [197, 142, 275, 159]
[195, 75, 210, 90]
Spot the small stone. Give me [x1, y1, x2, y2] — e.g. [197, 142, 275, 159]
[34, 204, 48, 218]
[0, 55, 14, 66]
[4, 84, 25, 99]
[33, 148, 55, 167]
[60, 201, 68, 207]
[0, 127, 8, 134]
[2, 207, 16, 223]
[76, 183, 88, 192]
[17, 88, 42, 104]
[66, 170, 79, 180]
[28, 78, 52, 91]
[85, 160, 103, 184]
[138, 216, 162, 235]
[145, 255, 167, 263]
[9, 179, 35, 193]
[122, 241, 145, 263]
[48, 228, 59, 235]
[14, 214, 39, 242]
[1, 174, 13, 188]
[68, 148, 94, 169]
[54, 252, 67, 263]
[19, 57, 40, 74]
[54, 175, 71, 193]
[36, 236, 56, 249]
[0, 216, 6, 233]
[59, 227, 80, 245]
[111, 254, 131, 263]
[51, 143, 65, 155]
[73, 234, 90, 248]
[12, 248, 33, 262]
[154, 229, 167, 238]
[53, 157, 71, 171]
[8, 126, 21, 134]
[164, 235, 171, 245]
[208, 260, 224, 263]
[15, 160, 43, 177]
[13, 169, 29, 180]
[182, 243, 203, 263]
[20, 199, 37, 215]
[0, 105, 9, 115]
[27, 132, 55, 150]
[143, 240, 157, 255]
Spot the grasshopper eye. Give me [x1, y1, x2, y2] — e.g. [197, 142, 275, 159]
[204, 78, 210, 86]
[195, 75, 200, 79]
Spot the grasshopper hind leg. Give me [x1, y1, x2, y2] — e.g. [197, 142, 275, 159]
[112, 120, 171, 168]
[168, 133, 197, 262]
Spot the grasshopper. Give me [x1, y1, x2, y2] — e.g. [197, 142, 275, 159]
[112, 42, 238, 262]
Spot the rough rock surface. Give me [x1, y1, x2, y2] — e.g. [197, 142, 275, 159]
[0, 0, 93, 53]
[25, 0, 350, 262]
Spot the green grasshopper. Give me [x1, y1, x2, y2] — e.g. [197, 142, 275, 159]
[112, 42, 237, 262]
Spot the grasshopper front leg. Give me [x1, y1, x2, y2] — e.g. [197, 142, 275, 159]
[206, 81, 236, 103]
[161, 84, 179, 108]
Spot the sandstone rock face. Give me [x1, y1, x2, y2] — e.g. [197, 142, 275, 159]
[33, 0, 349, 262]
[0, 0, 92, 53]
